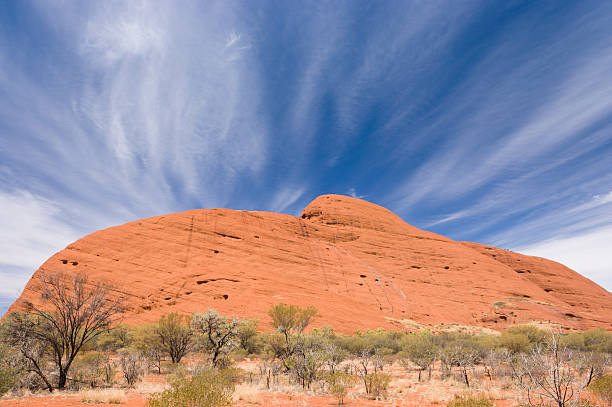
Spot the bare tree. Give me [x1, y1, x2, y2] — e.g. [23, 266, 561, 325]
[517, 332, 593, 407]
[2, 271, 124, 391]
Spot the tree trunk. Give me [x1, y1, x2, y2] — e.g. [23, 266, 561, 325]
[463, 368, 470, 388]
[58, 369, 67, 389]
[37, 371, 54, 393]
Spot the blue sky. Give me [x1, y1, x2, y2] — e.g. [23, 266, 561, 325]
[1, 1, 612, 314]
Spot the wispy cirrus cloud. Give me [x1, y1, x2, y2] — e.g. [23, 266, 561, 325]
[1, 0, 612, 317]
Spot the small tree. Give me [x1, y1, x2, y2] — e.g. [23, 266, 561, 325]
[401, 332, 437, 381]
[132, 323, 165, 374]
[363, 371, 391, 400]
[268, 303, 318, 342]
[352, 346, 386, 395]
[291, 336, 328, 389]
[326, 372, 356, 405]
[1, 271, 124, 391]
[267, 304, 318, 371]
[191, 310, 241, 367]
[118, 349, 143, 387]
[156, 313, 193, 364]
[237, 319, 259, 354]
[324, 342, 348, 374]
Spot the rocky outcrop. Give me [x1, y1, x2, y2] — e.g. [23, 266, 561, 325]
[7, 195, 611, 332]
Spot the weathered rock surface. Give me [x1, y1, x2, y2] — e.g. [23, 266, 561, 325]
[7, 195, 611, 332]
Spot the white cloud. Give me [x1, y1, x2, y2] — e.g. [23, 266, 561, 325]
[269, 186, 306, 213]
[0, 190, 79, 296]
[517, 226, 612, 292]
[347, 188, 367, 199]
[569, 190, 612, 213]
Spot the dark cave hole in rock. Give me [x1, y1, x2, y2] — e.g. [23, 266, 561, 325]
[61, 260, 68, 264]
[360, 274, 367, 278]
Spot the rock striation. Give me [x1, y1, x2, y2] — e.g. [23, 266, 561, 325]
[7, 195, 611, 332]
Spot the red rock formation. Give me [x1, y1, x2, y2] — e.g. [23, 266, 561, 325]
[7, 195, 611, 332]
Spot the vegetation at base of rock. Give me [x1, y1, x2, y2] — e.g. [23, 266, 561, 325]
[0, 300, 610, 406]
[147, 368, 234, 407]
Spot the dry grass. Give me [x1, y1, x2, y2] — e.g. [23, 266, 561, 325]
[79, 388, 126, 404]
[422, 384, 457, 404]
[233, 382, 263, 404]
[134, 381, 169, 394]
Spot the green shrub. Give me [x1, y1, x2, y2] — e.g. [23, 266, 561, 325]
[589, 374, 612, 406]
[326, 372, 356, 405]
[147, 368, 234, 407]
[363, 372, 391, 399]
[0, 343, 17, 395]
[401, 332, 437, 380]
[0, 366, 16, 396]
[447, 393, 494, 407]
[498, 332, 530, 354]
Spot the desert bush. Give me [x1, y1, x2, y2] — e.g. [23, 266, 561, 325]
[0, 342, 19, 396]
[71, 352, 108, 388]
[192, 310, 241, 367]
[503, 325, 548, 349]
[401, 331, 438, 380]
[517, 332, 592, 407]
[323, 342, 348, 374]
[589, 374, 612, 406]
[132, 323, 164, 374]
[499, 332, 531, 354]
[290, 336, 328, 389]
[167, 363, 188, 387]
[0, 366, 15, 396]
[563, 329, 612, 354]
[438, 335, 487, 387]
[236, 319, 259, 355]
[94, 324, 133, 352]
[156, 313, 193, 364]
[326, 372, 356, 405]
[363, 371, 391, 399]
[118, 349, 143, 387]
[147, 368, 234, 407]
[447, 393, 494, 407]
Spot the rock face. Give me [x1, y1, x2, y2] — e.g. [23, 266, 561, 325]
[7, 195, 612, 332]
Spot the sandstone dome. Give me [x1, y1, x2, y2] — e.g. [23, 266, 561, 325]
[7, 194, 611, 332]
